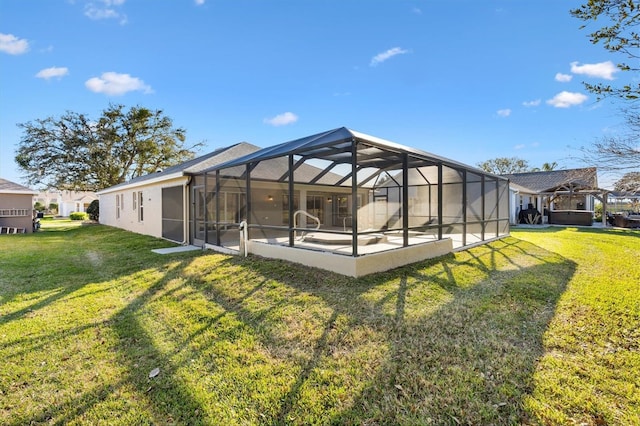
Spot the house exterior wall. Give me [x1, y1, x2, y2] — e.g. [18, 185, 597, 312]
[34, 190, 97, 216]
[99, 176, 188, 241]
[0, 193, 34, 232]
[60, 200, 91, 217]
[247, 237, 454, 277]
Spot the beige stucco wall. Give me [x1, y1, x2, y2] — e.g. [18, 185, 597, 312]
[0, 193, 34, 232]
[99, 176, 188, 241]
[247, 238, 453, 277]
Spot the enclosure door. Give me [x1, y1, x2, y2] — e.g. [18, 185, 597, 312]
[374, 195, 388, 229]
[192, 186, 206, 246]
[161, 186, 184, 242]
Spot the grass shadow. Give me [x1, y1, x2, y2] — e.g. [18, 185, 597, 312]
[1, 225, 580, 425]
[1, 225, 212, 425]
[217, 236, 577, 424]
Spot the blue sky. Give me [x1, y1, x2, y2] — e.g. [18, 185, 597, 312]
[0, 0, 631, 188]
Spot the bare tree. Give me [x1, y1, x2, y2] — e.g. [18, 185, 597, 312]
[576, 106, 640, 172]
[571, 1, 640, 174]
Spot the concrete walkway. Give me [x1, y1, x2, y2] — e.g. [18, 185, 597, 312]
[152, 245, 201, 255]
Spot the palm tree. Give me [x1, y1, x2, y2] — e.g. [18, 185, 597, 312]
[531, 162, 559, 172]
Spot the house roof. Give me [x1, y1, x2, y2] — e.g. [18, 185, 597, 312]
[98, 142, 260, 193]
[504, 167, 598, 194]
[202, 127, 504, 185]
[0, 178, 37, 195]
[609, 190, 640, 199]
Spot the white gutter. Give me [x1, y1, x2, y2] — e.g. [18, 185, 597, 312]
[1, 190, 38, 195]
[96, 171, 184, 195]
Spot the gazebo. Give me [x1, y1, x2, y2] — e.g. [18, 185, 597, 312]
[192, 128, 510, 276]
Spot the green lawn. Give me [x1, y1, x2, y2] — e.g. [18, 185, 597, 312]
[0, 222, 638, 425]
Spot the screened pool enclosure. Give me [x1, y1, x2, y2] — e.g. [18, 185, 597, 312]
[190, 128, 509, 276]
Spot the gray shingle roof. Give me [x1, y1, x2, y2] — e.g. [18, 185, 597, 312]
[504, 167, 598, 193]
[0, 178, 36, 194]
[99, 142, 260, 192]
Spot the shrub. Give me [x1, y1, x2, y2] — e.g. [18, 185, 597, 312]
[69, 212, 88, 221]
[86, 200, 99, 221]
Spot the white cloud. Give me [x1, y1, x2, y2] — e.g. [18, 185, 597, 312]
[514, 144, 525, 150]
[195, 0, 206, 4]
[263, 112, 298, 126]
[0, 33, 29, 55]
[522, 99, 541, 107]
[570, 61, 618, 80]
[555, 72, 572, 82]
[36, 67, 69, 80]
[546, 91, 588, 108]
[370, 47, 409, 67]
[85, 0, 127, 24]
[412, 7, 422, 14]
[85, 72, 153, 96]
[497, 108, 511, 117]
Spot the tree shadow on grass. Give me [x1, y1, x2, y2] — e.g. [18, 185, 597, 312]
[4, 258, 213, 426]
[222, 236, 577, 425]
[1, 225, 216, 425]
[1, 226, 578, 425]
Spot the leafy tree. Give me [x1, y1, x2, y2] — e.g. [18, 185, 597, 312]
[34, 201, 45, 211]
[613, 171, 640, 192]
[571, 0, 640, 101]
[477, 157, 530, 175]
[15, 104, 203, 191]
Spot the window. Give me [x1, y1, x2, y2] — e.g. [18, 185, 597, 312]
[223, 192, 245, 223]
[133, 192, 137, 210]
[138, 191, 144, 222]
[116, 194, 121, 219]
[282, 194, 299, 224]
[307, 194, 324, 224]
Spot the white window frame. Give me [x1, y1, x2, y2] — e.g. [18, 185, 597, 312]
[138, 191, 144, 222]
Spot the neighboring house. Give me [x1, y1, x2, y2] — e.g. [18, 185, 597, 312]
[99, 128, 511, 276]
[34, 190, 98, 216]
[0, 178, 37, 233]
[505, 167, 602, 226]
